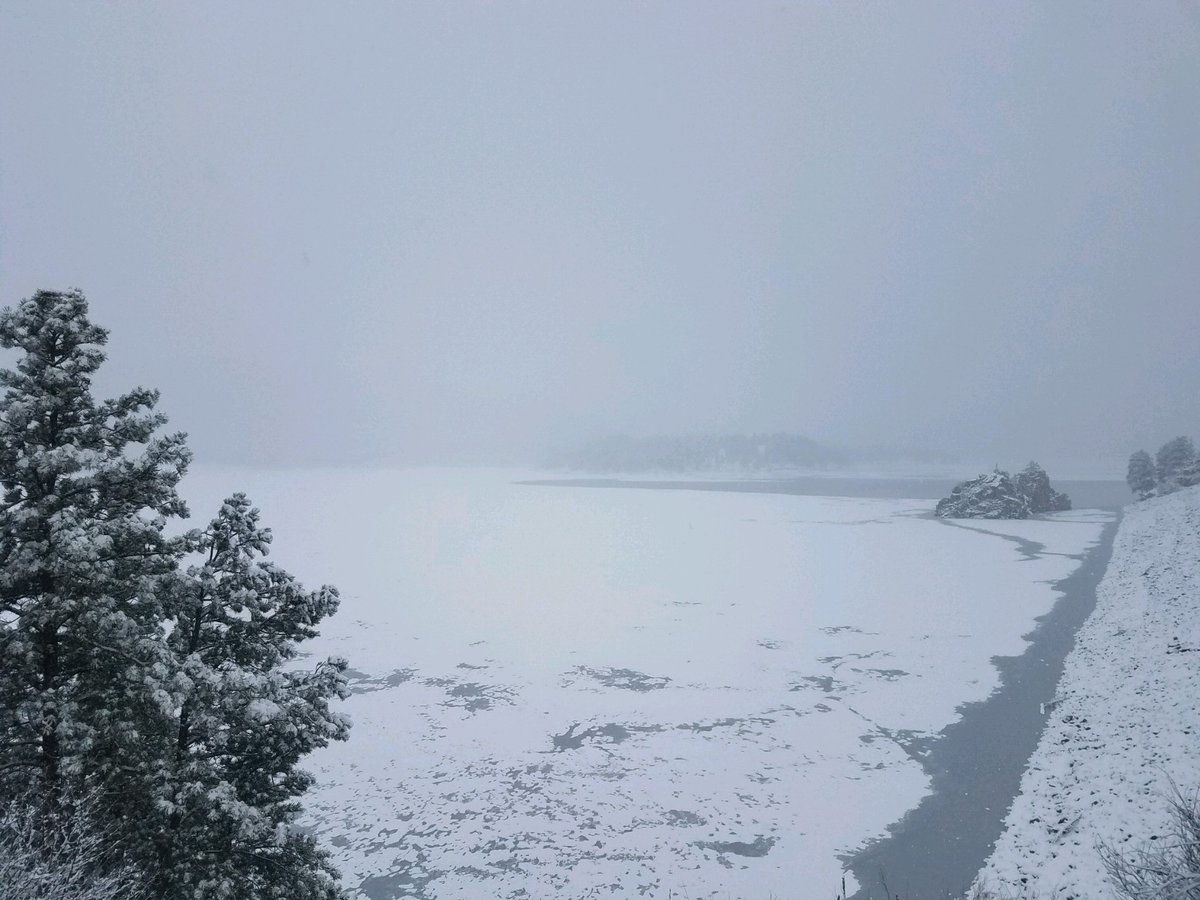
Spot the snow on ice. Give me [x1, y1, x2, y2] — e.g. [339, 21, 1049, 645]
[180, 468, 1110, 899]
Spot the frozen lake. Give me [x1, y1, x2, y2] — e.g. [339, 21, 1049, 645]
[180, 468, 1111, 899]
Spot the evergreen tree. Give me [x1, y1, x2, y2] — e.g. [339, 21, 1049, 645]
[148, 494, 349, 899]
[1155, 436, 1197, 494]
[1013, 461, 1071, 513]
[1126, 450, 1157, 500]
[0, 290, 189, 807]
[1177, 452, 1200, 489]
[0, 291, 351, 896]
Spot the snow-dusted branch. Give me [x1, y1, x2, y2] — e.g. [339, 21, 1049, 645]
[0, 789, 148, 900]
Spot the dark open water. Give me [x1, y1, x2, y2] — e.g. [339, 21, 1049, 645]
[843, 515, 1120, 899]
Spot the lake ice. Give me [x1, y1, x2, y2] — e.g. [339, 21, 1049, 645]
[180, 468, 1110, 899]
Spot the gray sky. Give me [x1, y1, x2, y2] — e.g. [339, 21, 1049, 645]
[1, 2, 1197, 471]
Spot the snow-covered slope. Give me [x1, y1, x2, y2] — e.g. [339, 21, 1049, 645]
[975, 487, 1200, 898]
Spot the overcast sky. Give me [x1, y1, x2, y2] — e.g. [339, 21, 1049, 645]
[1, 2, 1197, 471]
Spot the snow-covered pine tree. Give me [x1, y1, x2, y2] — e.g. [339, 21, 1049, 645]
[1125, 449, 1157, 500]
[0, 290, 190, 811]
[1155, 436, 1197, 494]
[0, 786, 148, 900]
[1013, 461, 1071, 513]
[1177, 451, 1200, 489]
[149, 493, 349, 900]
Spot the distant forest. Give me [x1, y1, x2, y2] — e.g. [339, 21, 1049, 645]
[556, 433, 846, 473]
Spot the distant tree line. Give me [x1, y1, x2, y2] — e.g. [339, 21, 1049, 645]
[0, 291, 350, 898]
[558, 432, 844, 473]
[1126, 436, 1200, 500]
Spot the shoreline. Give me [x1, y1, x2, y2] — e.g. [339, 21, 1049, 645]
[975, 487, 1200, 895]
[842, 514, 1121, 899]
[518, 475, 1129, 511]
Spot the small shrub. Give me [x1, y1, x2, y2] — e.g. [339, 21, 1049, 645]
[1100, 783, 1200, 900]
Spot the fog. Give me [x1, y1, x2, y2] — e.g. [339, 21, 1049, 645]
[1, 3, 1197, 472]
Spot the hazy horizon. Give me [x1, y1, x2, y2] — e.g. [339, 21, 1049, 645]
[2, 3, 1197, 472]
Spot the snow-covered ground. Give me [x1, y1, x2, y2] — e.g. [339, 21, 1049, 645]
[974, 486, 1200, 899]
[179, 467, 1110, 899]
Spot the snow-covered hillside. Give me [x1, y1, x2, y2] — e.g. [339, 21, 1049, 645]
[179, 468, 1109, 899]
[975, 486, 1200, 898]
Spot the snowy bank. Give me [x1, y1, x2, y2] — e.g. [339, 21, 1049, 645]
[975, 486, 1200, 898]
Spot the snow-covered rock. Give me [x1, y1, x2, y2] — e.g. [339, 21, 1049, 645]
[974, 485, 1200, 898]
[935, 471, 1030, 519]
[936, 464, 1071, 519]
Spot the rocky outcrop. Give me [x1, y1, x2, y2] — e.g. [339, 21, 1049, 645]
[935, 471, 1030, 519]
[936, 463, 1071, 519]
